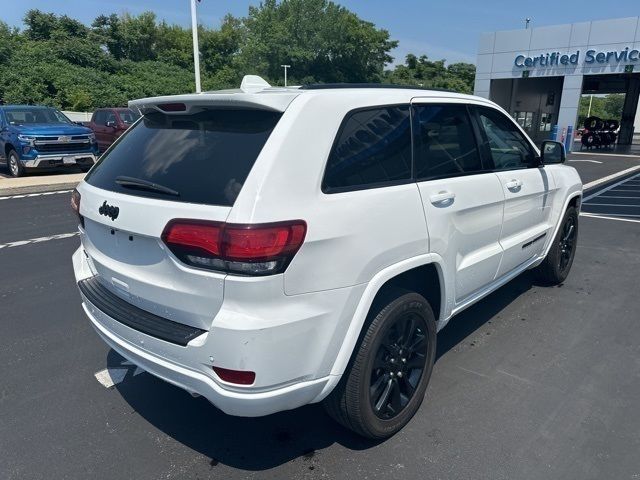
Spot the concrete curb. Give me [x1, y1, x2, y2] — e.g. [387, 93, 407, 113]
[0, 172, 85, 197]
[0, 181, 79, 197]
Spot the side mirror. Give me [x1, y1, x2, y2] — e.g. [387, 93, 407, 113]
[106, 120, 116, 128]
[540, 140, 566, 164]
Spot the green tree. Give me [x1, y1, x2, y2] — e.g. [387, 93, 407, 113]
[1, 5, 474, 110]
[200, 15, 244, 75]
[577, 94, 625, 127]
[384, 54, 476, 94]
[23, 10, 58, 40]
[238, 0, 397, 84]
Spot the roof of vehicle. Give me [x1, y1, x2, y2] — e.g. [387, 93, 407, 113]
[128, 76, 491, 114]
[2, 104, 58, 110]
[94, 107, 135, 111]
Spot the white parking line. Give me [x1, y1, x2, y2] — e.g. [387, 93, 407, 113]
[0, 189, 72, 200]
[0, 232, 79, 249]
[582, 166, 640, 191]
[569, 159, 603, 164]
[580, 212, 640, 223]
[582, 203, 640, 207]
[572, 152, 640, 158]
[583, 172, 640, 202]
[597, 195, 640, 199]
[94, 360, 145, 388]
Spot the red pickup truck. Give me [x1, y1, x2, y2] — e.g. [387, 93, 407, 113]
[85, 108, 140, 152]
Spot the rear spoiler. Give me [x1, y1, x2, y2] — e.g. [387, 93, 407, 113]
[128, 91, 299, 116]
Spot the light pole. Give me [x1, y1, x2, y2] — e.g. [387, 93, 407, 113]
[281, 65, 291, 87]
[525, 18, 531, 29]
[190, 0, 202, 93]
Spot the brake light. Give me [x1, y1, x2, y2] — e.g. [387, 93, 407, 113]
[157, 102, 187, 112]
[162, 220, 306, 276]
[71, 189, 84, 228]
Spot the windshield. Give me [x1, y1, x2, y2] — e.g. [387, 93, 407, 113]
[5, 107, 71, 125]
[119, 110, 141, 124]
[85, 108, 282, 206]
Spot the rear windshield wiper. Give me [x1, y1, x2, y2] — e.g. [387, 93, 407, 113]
[115, 176, 180, 197]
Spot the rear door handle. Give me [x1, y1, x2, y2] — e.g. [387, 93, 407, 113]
[429, 191, 456, 205]
[505, 179, 523, 190]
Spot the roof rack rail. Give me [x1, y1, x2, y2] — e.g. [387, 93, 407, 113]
[299, 83, 458, 93]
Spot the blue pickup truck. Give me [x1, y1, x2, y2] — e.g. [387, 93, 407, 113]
[0, 104, 99, 177]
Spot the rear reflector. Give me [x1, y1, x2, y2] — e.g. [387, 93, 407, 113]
[71, 189, 84, 227]
[212, 366, 256, 385]
[162, 220, 306, 276]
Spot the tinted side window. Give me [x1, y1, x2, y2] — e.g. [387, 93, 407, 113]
[94, 111, 107, 125]
[413, 104, 483, 180]
[476, 107, 536, 170]
[322, 105, 411, 192]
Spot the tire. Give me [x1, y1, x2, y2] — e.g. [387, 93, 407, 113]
[583, 116, 600, 129]
[592, 133, 602, 147]
[323, 288, 437, 439]
[581, 132, 594, 146]
[535, 206, 578, 285]
[7, 149, 25, 177]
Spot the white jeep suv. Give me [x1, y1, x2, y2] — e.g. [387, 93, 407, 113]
[72, 78, 582, 439]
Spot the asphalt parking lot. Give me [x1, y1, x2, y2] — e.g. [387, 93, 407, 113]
[1, 154, 639, 479]
[582, 171, 640, 220]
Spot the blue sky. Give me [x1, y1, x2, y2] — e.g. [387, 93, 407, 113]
[4, 0, 640, 65]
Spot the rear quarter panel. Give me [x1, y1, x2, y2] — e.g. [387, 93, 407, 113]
[227, 92, 430, 295]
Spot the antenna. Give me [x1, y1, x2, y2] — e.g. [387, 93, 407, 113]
[240, 75, 272, 93]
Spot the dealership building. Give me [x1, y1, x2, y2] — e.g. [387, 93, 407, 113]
[474, 16, 640, 148]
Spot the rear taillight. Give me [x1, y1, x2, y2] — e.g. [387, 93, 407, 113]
[161, 220, 306, 276]
[71, 189, 84, 228]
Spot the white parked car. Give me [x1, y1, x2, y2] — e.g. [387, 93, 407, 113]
[72, 77, 582, 439]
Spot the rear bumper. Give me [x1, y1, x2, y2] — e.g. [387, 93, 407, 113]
[83, 300, 330, 417]
[22, 152, 97, 168]
[73, 246, 362, 417]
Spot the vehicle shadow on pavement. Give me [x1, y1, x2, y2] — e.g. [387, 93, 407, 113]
[436, 271, 536, 359]
[112, 350, 377, 470]
[112, 271, 536, 471]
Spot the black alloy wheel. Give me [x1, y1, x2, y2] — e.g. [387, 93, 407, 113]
[558, 215, 576, 273]
[534, 206, 579, 285]
[323, 289, 436, 439]
[369, 312, 428, 419]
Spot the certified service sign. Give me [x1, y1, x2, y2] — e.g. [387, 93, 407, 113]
[515, 47, 640, 68]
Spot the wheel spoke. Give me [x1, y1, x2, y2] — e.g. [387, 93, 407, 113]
[562, 224, 574, 242]
[406, 353, 425, 370]
[401, 315, 416, 348]
[399, 375, 416, 398]
[389, 380, 402, 414]
[374, 379, 394, 412]
[408, 333, 426, 353]
[370, 374, 386, 400]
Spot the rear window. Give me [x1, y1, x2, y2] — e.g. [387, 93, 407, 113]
[119, 109, 141, 124]
[85, 109, 282, 206]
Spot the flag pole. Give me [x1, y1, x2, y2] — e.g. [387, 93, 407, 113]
[191, 0, 202, 93]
